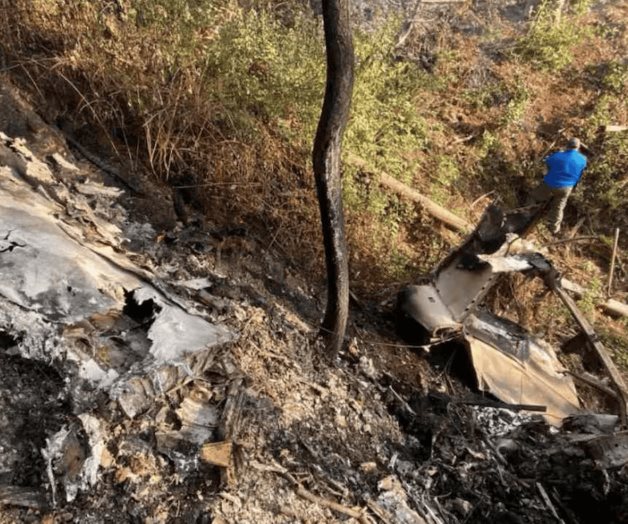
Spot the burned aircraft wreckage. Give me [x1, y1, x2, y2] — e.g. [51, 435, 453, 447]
[0, 130, 240, 510]
[0, 118, 627, 518]
[397, 203, 628, 425]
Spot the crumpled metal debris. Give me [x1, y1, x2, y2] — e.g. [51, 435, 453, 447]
[0, 132, 233, 394]
[0, 131, 238, 506]
[388, 390, 628, 523]
[41, 414, 104, 505]
[464, 311, 579, 424]
[397, 204, 581, 424]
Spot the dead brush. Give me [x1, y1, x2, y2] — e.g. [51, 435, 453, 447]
[0, 1, 327, 270]
[0, 1, 449, 288]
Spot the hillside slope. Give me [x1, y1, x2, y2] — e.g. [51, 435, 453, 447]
[0, 74, 627, 524]
[1, 1, 628, 522]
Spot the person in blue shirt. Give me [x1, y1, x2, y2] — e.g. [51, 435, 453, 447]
[527, 137, 587, 234]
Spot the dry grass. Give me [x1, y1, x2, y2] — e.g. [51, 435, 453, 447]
[0, 0, 327, 271]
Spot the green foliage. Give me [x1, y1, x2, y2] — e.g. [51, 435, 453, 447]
[514, 0, 589, 69]
[572, 0, 593, 17]
[344, 20, 430, 176]
[577, 263, 602, 316]
[341, 20, 430, 250]
[599, 327, 628, 371]
[462, 82, 506, 110]
[501, 83, 530, 126]
[125, 1, 227, 69]
[120, 2, 430, 275]
[576, 133, 627, 214]
[601, 61, 628, 94]
[345, 24, 427, 181]
[430, 155, 460, 204]
[478, 130, 499, 157]
[577, 58, 628, 217]
[205, 11, 429, 185]
[206, 10, 430, 258]
[202, 8, 325, 143]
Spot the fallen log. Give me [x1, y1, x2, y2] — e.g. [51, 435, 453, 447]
[379, 171, 472, 232]
[604, 125, 628, 133]
[560, 278, 628, 319]
[347, 154, 628, 319]
[347, 154, 472, 232]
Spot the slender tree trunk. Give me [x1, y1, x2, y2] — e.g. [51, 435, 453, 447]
[312, 0, 355, 355]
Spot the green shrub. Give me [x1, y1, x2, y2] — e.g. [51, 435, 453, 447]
[514, 0, 589, 69]
[501, 83, 530, 126]
[601, 61, 628, 94]
[204, 9, 431, 249]
[430, 155, 460, 204]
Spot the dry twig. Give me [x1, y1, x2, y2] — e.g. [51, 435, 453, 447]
[608, 228, 620, 297]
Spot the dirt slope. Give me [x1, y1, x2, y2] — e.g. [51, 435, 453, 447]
[0, 77, 627, 524]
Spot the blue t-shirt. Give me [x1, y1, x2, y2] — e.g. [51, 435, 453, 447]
[543, 149, 587, 189]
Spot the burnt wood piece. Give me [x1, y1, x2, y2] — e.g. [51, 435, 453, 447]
[313, 0, 355, 354]
[549, 275, 628, 426]
[0, 485, 47, 510]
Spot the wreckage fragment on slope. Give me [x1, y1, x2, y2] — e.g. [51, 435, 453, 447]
[397, 205, 582, 424]
[0, 153, 233, 379]
[464, 312, 579, 425]
[0, 132, 238, 507]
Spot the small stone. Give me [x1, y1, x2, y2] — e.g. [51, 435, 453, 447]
[378, 475, 402, 492]
[358, 356, 378, 379]
[100, 446, 115, 468]
[335, 413, 347, 428]
[360, 461, 377, 473]
[452, 498, 473, 516]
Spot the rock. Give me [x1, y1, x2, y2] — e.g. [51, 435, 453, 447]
[359, 461, 377, 473]
[452, 497, 473, 516]
[358, 356, 378, 379]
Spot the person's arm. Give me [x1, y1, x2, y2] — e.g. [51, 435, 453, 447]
[572, 156, 587, 189]
[545, 152, 556, 169]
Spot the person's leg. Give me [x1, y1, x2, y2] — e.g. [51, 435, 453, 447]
[546, 186, 572, 234]
[526, 182, 553, 206]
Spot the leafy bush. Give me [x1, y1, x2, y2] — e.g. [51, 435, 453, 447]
[574, 59, 628, 227]
[514, 0, 590, 69]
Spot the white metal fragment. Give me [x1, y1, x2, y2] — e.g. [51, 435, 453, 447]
[135, 287, 234, 363]
[77, 414, 105, 489]
[42, 426, 70, 507]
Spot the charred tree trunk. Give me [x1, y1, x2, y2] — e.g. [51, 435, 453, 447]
[313, 0, 355, 355]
